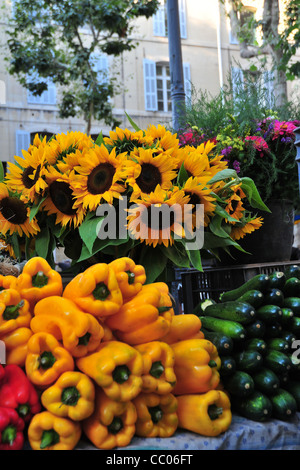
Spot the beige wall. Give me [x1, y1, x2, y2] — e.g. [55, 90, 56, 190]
[0, 0, 299, 164]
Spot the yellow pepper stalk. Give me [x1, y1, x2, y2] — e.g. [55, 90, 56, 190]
[0, 288, 32, 337]
[25, 332, 74, 388]
[135, 341, 176, 394]
[76, 341, 143, 402]
[133, 392, 178, 438]
[31, 296, 104, 358]
[171, 339, 221, 395]
[28, 411, 81, 450]
[160, 314, 203, 344]
[109, 257, 146, 300]
[1, 327, 32, 367]
[15, 257, 63, 310]
[177, 390, 232, 437]
[41, 371, 95, 421]
[106, 284, 171, 345]
[63, 263, 123, 317]
[82, 388, 137, 450]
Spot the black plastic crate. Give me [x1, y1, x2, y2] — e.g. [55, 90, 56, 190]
[179, 261, 300, 314]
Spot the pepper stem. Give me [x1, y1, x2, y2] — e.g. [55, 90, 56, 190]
[149, 405, 163, 424]
[38, 351, 56, 370]
[126, 271, 135, 285]
[32, 271, 49, 288]
[208, 360, 217, 368]
[157, 306, 171, 314]
[2, 425, 17, 446]
[112, 365, 131, 384]
[78, 332, 91, 346]
[61, 386, 81, 407]
[150, 361, 164, 378]
[2, 300, 25, 321]
[17, 403, 30, 419]
[93, 282, 110, 300]
[40, 429, 60, 449]
[108, 417, 123, 435]
[208, 404, 223, 421]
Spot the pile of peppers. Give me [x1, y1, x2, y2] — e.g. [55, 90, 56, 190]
[0, 256, 232, 450]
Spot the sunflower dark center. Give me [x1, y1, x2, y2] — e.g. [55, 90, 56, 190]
[141, 205, 175, 231]
[22, 165, 41, 189]
[87, 163, 115, 195]
[229, 199, 239, 215]
[0, 197, 27, 224]
[49, 181, 77, 215]
[136, 163, 162, 194]
[186, 192, 201, 214]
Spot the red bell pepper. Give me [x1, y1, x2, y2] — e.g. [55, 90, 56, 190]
[0, 406, 24, 450]
[0, 364, 41, 422]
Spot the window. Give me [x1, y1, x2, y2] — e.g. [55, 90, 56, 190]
[230, 7, 257, 45]
[15, 130, 30, 157]
[153, 0, 187, 39]
[27, 76, 56, 105]
[231, 66, 275, 107]
[143, 59, 191, 112]
[89, 53, 109, 85]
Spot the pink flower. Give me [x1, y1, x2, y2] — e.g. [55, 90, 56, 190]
[272, 121, 297, 140]
[244, 136, 269, 157]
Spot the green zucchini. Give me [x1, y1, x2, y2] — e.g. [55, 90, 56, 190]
[219, 356, 236, 377]
[263, 289, 284, 307]
[285, 380, 300, 410]
[280, 308, 294, 328]
[256, 304, 282, 324]
[284, 265, 300, 280]
[266, 338, 290, 353]
[201, 329, 233, 355]
[283, 277, 300, 297]
[269, 389, 297, 420]
[246, 319, 266, 338]
[277, 372, 290, 387]
[245, 338, 267, 355]
[268, 271, 286, 290]
[193, 298, 216, 316]
[219, 274, 270, 302]
[234, 350, 263, 373]
[289, 316, 300, 335]
[232, 390, 273, 422]
[264, 350, 292, 375]
[203, 301, 256, 325]
[252, 367, 280, 396]
[223, 370, 254, 398]
[283, 297, 300, 315]
[236, 290, 264, 308]
[264, 322, 283, 338]
[199, 316, 246, 341]
[280, 330, 297, 347]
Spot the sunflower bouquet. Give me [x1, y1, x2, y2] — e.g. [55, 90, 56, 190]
[0, 119, 269, 281]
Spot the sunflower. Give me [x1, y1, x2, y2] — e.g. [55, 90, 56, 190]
[127, 185, 190, 248]
[28, 134, 48, 154]
[176, 145, 210, 180]
[103, 127, 151, 155]
[46, 131, 94, 165]
[71, 144, 126, 210]
[42, 167, 85, 228]
[208, 153, 229, 176]
[225, 192, 245, 222]
[181, 177, 216, 227]
[0, 183, 40, 237]
[230, 217, 264, 240]
[144, 124, 180, 159]
[126, 147, 178, 201]
[6, 145, 48, 203]
[0, 236, 16, 258]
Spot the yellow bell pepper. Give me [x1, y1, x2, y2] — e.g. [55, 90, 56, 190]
[106, 284, 171, 345]
[0, 274, 17, 291]
[177, 390, 232, 437]
[31, 296, 104, 358]
[133, 392, 178, 438]
[109, 257, 146, 300]
[82, 388, 137, 449]
[160, 314, 203, 344]
[171, 339, 221, 395]
[28, 411, 81, 450]
[0, 288, 32, 337]
[63, 263, 123, 317]
[135, 341, 176, 394]
[1, 327, 32, 367]
[76, 340, 143, 402]
[25, 332, 74, 388]
[15, 257, 63, 310]
[41, 371, 95, 421]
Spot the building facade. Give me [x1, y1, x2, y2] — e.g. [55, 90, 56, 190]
[0, 0, 299, 168]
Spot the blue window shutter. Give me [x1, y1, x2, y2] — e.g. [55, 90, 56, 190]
[183, 63, 191, 104]
[153, 2, 166, 36]
[179, 0, 187, 39]
[15, 130, 30, 157]
[90, 53, 109, 84]
[27, 76, 56, 105]
[143, 59, 158, 111]
[231, 66, 244, 103]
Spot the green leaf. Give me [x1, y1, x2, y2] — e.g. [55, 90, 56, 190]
[214, 203, 240, 223]
[29, 195, 47, 222]
[0, 162, 4, 183]
[177, 163, 190, 187]
[125, 112, 141, 132]
[207, 169, 237, 185]
[78, 216, 105, 254]
[139, 246, 168, 284]
[95, 131, 105, 146]
[240, 177, 271, 212]
[160, 243, 190, 268]
[209, 214, 232, 238]
[203, 232, 250, 254]
[186, 247, 203, 271]
[35, 226, 50, 258]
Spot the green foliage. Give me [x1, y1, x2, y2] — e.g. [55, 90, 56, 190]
[5, 0, 159, 131]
